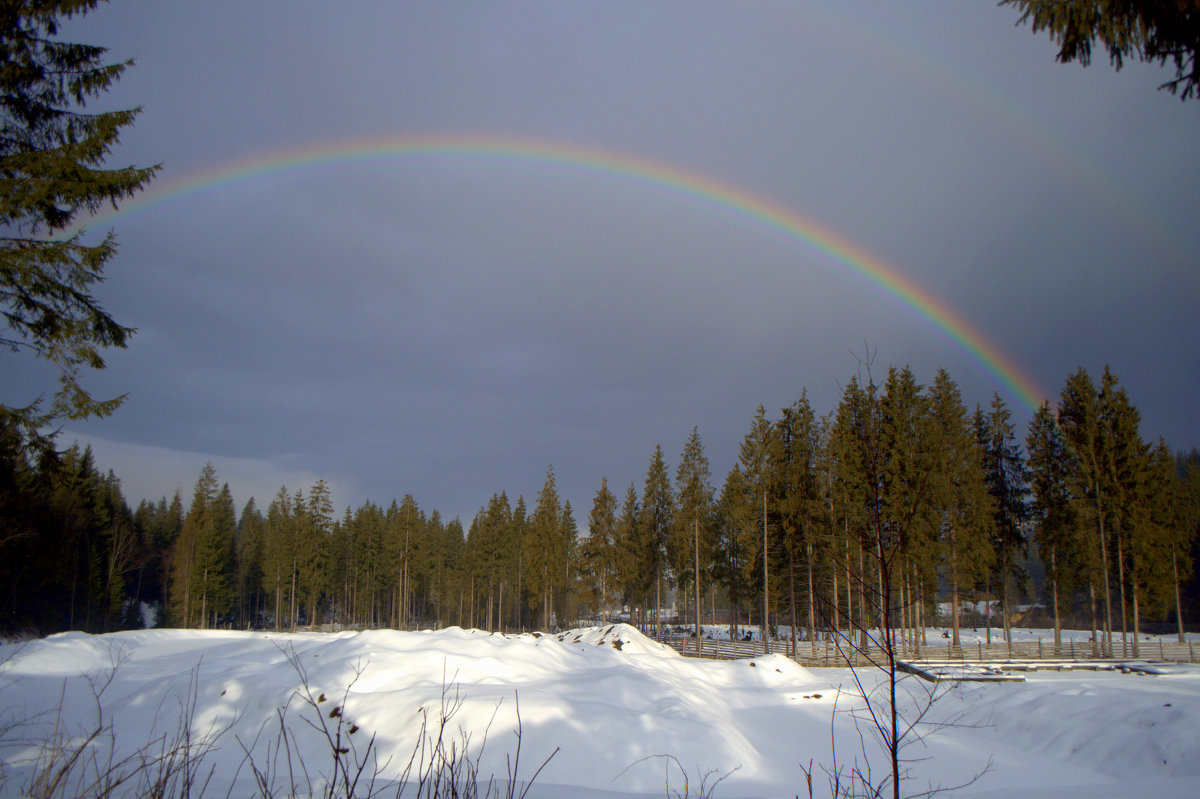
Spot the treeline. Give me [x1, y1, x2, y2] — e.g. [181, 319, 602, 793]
[2, 364, 1198, 645]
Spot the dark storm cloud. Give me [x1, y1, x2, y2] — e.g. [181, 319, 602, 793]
[41, 1, 1200, 523]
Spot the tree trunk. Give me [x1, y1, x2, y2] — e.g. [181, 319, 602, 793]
[1098, 506, 1113, 653]
[289, 563, 297, 632]
[655, 572, 661, 641]
[913, 559, 924, 652]
[762, 488, 769, 654]
[950, 524, 961, 647]
[486, 585, 494, 633]
[844, 535, 853, 645]
[694, 518, 702, 641]
[1173, 546, 1185, 643]
[806, 539, 816, 658]
[1051, 547, 1061, 651]
[832, 556, 840, 640]
[788, 543, 797, 659]
[858, 539, 869, 651]
[1002, 551, 1012, 652]
[710, 583, 716, 630]
[1131, 582, 1140, 658]
[1089, 581, 1099, 657]
[985, 575, 991, 647]
[1116, 520, 1128, 658]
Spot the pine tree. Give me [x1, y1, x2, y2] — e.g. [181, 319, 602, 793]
[1098, 368, 1152, 655]
[879, 367, 932, 555]
[829, 377, 872, 649]
[1000, 0, 1200, 99]
[1026, 400, 1080, 648]
[1058, 367, 1112, 652]
[612, 483, 641, 625]
[975, 392, 1030, 645]
[734, 405, 774, 647]
[1172, 454, 1199, 641]
[526, 467, 562, 630]
[92, 468, 137, 629]
[2, 0, 159, 446]
[672, 427, 714, 640]
[639, 445, 673, 639]
[351, 501, 387, 627]
[559, 499, 579, 626]
[1139, 441, 1188, 643]
[878, 366, 936, 653]
[581, 477, 618, 622]
[235, 498, 264, 627]
[262, 486, 296, 630]
[470, 492, 512, 631]
[772, 394, 823, 655]
[509, 497, 527, 628]
[928, 371, 993, 648]
[386, 494, 422, 628]
[168, 463, 227, 627]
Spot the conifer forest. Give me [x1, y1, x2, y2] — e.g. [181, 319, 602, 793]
[2, 363, 1197, 647]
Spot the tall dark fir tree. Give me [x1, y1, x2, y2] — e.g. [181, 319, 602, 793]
[975, 393, 1030, 645]
[2, 0, 158, 448]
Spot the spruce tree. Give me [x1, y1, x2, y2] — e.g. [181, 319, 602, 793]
[1140, 441, 1188, 643]
[526, 467, 562, 630]
[612, 483, 641, 626]
[734, 405, 774, 646]
[1026, 400, 1080, 648]
[509, 496, 527, 628]
[235, 498, 264, 627]
[772, 394, 823, 655]
[639, 445, 673, 638]
[386, 493, 422, 628]
[829, 377, 872, 649]
[2, 0, 159, 446]
[262, 486, 296, 630]
[715, 467, 749, 641]
[581, 477, 618, 622]
[1098, 368, 1151, 654]
[1001, 0, 1200, 99]
[1171, 454, 1199, 641]
[168, 463, 223, 627]
[1058, 367, 1112, 652]
[928, 371, 993, 648]
[879, 366, 935, 651]
[672, 426, 714, 640]
[975, 392, 1030, 645]
[560, 499, 579, 626]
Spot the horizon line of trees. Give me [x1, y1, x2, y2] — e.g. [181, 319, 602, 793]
[2, 363, 1199, 647]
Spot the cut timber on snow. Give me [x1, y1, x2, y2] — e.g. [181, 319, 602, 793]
[897, 659, 1026, 683]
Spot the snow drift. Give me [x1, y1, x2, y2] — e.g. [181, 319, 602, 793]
[1, 625, 1197, 798]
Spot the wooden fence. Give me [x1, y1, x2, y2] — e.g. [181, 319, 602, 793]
[663, 635, 1199, 667]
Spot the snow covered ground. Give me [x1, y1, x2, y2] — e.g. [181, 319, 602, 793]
[1, 625, 1197, 798]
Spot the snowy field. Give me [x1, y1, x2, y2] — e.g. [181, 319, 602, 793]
[1, 625, 1197, 798]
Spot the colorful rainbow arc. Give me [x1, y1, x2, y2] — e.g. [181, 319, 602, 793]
[82, 134, 1047, 412]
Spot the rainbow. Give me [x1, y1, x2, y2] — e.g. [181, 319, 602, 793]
[82, 134, 1048, 411]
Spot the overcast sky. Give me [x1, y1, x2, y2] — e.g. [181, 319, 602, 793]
[11, 1, 1198, 525]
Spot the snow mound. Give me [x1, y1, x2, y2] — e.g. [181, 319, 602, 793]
[546, 623, 681, 657]
[3, 628, 1199, 798]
